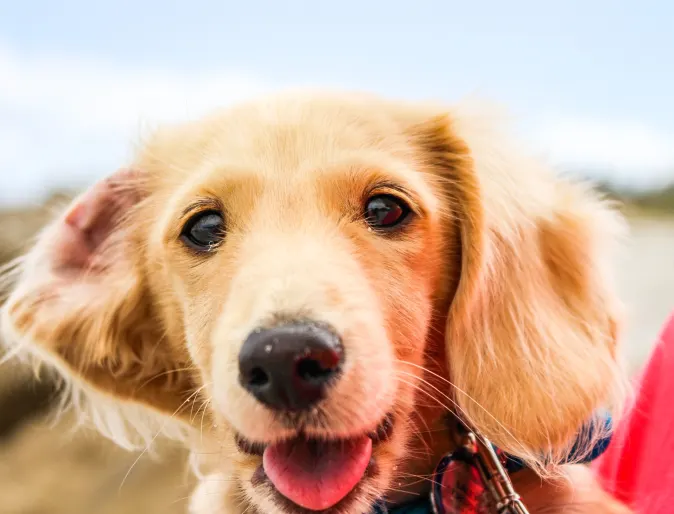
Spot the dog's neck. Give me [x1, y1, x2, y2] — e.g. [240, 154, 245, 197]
[383, 406, 614, 513]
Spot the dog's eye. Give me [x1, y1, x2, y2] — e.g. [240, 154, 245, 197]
[180, 211, 225, 251]
[365, 195, 410, 229]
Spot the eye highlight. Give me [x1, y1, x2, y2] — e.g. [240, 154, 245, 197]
[180, 210, 226, 252]
[364, 194, 411, 230]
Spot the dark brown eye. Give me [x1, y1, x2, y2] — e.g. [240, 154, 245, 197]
[364, 194, 410, 229]
[180, 210, 225, 251]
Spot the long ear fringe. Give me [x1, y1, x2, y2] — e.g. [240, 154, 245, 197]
[0, 190, 192, 453]
[0, 310, 191, 453]
[414, 101, 631, 479]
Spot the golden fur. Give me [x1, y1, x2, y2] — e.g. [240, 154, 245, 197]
[1, 91, 630, 513]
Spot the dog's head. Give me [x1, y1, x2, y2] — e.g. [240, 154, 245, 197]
[1, 92, 626, 513]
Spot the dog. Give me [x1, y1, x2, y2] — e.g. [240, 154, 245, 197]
[1, 90, 631, 513]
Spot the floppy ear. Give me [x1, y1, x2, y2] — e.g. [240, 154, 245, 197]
[1, 170, 196, 442]
[411, 108, 626, 469]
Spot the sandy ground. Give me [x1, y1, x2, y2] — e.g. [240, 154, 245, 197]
[615, 217, 674, 373]
[0, 215, 671, 514]
[0, 416, 194, 514]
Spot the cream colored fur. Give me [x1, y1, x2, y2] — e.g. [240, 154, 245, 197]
[1, 90, 630, 513]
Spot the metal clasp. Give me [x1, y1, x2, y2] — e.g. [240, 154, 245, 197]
[455, 425, 530, 514]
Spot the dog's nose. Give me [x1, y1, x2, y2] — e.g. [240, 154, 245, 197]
[238, 321, 344, 412]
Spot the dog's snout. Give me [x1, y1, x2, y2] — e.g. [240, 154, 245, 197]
[238, 321, 344, 412]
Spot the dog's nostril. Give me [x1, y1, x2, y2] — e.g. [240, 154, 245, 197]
[296, 357, 334, 383]
[249, 367, 269, 387]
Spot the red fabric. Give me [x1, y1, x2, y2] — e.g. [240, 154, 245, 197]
[593, 312, 674, 513]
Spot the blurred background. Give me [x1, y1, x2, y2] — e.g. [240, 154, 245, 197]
[0, 1, 672, 513]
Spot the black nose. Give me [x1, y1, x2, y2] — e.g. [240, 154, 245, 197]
[238, 321, 344, 412]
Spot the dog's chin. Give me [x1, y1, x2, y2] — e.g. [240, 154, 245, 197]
[236, 414, 394, 513]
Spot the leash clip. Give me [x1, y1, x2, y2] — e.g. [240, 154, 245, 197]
[467, 431, 530, 514]
[431, 422, 530, 514]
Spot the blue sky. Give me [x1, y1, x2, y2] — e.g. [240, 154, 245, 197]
[1, 0, 672, 205]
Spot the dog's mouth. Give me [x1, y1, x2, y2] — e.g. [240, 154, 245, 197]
[236, 414, 394, 511]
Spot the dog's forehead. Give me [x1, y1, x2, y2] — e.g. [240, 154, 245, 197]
[137, 94, 444, 232]
[142, 95, 416, 180]
[140, 95, 431, 201]
[206, 97, 415, 174]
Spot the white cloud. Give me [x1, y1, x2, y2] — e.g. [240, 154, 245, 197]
[0, 44, 269, 205]
[0, 43, 671, 207]
[527, 117, 674, 187]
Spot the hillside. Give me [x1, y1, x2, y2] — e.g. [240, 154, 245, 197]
[594, 180, 674, 216]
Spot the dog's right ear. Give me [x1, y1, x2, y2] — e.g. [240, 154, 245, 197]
[406, 108, 626, 472]
[1, 169, 196, 426]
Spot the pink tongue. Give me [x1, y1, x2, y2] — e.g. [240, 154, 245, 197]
[263, 436, 372, 511]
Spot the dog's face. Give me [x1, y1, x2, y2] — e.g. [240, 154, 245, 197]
[143, 97, 457, 512]
[2, 92, 626, 513]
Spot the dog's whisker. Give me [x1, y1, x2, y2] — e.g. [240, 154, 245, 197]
[393, 373, 461, 414]
[391, 377, 455, 459]
[394, 361, 530, 455]
[118, 382, 211, 494]
[397, 369, 529, 456]
[135, 366, 201, 392]
[393, 471, 437, 487]
[394, 373, 498, 457]
[197, 399, 213, 444]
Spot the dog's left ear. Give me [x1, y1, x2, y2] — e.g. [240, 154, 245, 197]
[1, 170, 196, 423]
[408, 108, 626, 467]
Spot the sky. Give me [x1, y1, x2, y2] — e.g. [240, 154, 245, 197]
[1, 0, 673, 206]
